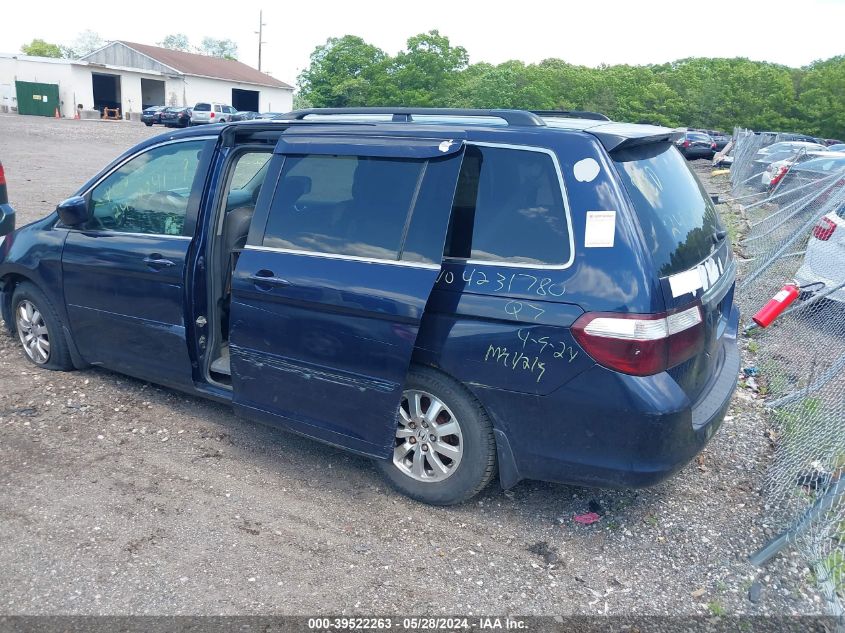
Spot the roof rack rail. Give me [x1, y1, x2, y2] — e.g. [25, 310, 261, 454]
[531, 110, 610, 121]
[279, 107, 546, 127]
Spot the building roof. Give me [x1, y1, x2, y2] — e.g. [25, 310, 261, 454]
[116, 41, 292, 89]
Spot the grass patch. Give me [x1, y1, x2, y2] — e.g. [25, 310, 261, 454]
[707, 600, 726, 616]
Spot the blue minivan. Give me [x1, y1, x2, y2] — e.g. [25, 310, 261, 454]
[0, 108, 739, 505]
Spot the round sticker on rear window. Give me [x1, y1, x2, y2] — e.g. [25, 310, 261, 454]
[573, 158, 600, 183]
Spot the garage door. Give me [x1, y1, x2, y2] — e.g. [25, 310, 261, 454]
[16, 81, 60, 117]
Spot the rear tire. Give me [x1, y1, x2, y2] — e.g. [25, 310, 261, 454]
[11, 282, 73, 371]
[377, 366, 496, 505]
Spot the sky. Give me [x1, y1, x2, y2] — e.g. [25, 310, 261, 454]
[3, 0, 845, 87]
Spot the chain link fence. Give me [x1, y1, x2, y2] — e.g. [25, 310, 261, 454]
[726, 130, 845, 624]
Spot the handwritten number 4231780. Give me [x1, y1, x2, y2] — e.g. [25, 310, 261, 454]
[436, 269, 565, 298]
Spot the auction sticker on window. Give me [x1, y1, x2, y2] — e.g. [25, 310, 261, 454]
[584, 210, 616, 248]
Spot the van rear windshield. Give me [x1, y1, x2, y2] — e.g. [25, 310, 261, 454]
[194, 103, 211, 111]
[613, 143, 721, 276]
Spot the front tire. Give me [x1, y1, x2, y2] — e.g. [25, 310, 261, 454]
[11, 283, 73, 371]
[377, 366, 496, 505]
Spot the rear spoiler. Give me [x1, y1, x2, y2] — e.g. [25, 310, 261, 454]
[586, 123, 683, 152]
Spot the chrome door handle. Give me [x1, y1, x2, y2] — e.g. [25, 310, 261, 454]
[143, 255, 176, 268]
[249, 272, 291, 287]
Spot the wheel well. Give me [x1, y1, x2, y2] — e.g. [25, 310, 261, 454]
[0, 273, 31, 332]
[408, 360, 520, 489]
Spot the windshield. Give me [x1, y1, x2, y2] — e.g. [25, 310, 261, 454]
[614, 143, 722, 276]
[793, 156, 845, 173]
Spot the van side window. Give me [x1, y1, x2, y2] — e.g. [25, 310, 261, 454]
[262, 155, 426, 260]
[87, 140, 208, 236]
[445, 145, 570, 265]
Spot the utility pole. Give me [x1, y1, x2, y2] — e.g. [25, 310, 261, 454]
[256, 10, 267, 72]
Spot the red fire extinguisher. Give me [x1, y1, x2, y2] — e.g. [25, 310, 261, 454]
[752, 284, 800, 327]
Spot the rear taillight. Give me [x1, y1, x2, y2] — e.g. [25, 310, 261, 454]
[210, 111, 215, 118]
[813, 217, 837, 241]
[572, 304, 704, 377]
[0, 163, 6, 187]
[682, 140, 691, 148]
[770, 165, 789, 187]
[711, 142, 716, 149]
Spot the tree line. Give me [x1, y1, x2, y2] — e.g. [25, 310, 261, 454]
[21, 32, 238, 62]
[297, 31, 845, 139]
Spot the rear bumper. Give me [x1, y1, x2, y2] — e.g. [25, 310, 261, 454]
[795, 265, 845, 303]
[484, 305, 741, 489]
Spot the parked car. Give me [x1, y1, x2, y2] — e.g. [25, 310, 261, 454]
[161, 107, 192, 128]
[0, 107, 739, 505]
[233, 111, 259, 121]
[709, 132, 731, 151]
[675, 131, 717, 160]
[755, 141, 828, 158]
[141, 106, 166, 127]
[793, 156, 845, 302]
[826, 143, 845, 152]
[751, 142, 829, 189]
[693, 129, 730, 151]
[0, 161, 15, 237]
[191, 102, 237, 125]
[777, 133, 821, 143]
[760, 150, 844, 190]
[775, 154, 845, 196]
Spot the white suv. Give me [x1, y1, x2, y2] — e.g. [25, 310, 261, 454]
[190, 102, 237, 125]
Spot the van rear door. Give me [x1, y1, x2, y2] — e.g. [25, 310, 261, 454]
[612, 141, 735, 402]
[228, 129, 465, 457]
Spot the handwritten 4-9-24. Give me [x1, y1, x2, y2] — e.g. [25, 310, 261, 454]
[483, 328, 580, 383]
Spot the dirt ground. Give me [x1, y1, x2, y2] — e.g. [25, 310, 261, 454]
[0, 114, 825, 615]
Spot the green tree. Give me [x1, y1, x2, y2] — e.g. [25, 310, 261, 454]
[796, 56, 845, 138]
[20, 39, 63, 58]
[297, 35, 388, 107]
[384, 30, 468, 106]
[292, 93, 313, 110]
[294, 31, 845, 138]
[199, 37, 238, 60]
[158, 34, 191, 52]
[453, 60, 555, 109]
[60, 30, 105, 59]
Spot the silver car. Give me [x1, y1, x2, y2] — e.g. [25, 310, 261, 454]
[796, 210, 845, 302]
[190, 102, 237, 125]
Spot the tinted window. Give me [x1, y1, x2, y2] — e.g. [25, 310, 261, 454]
[614, 143, 721, 276]
[88, 140, 207, 236]
[194, 103, 210, 111]
[688, 133, 711, 142]
[231, 153, 271, 190]
[444, 145, 570, 265]
[263, 155, 425, 260]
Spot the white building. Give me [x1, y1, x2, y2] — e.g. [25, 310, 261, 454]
[0, 40, 293, 118]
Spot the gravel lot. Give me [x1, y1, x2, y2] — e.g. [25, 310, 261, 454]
[0, 114, 825, 616]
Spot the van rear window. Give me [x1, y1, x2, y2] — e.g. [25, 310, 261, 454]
[445, 145, 571, 265]
[194, 103, 211, 111]
[613, 143, 721, 276]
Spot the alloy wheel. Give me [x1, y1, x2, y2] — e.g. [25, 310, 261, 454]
[16, 300, 50, 364]
[392, 389, 463, 482]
